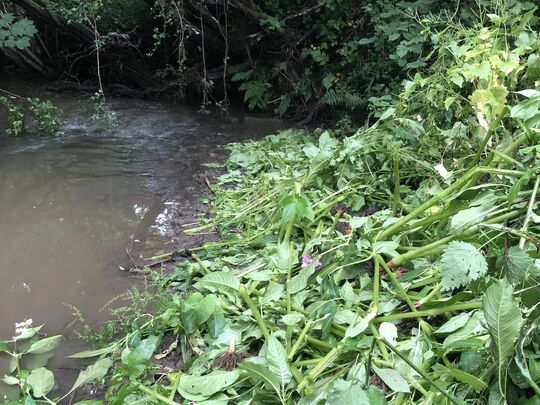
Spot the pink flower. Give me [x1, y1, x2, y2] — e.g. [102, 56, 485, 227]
[414, 301, 422, 309]
[302, 254, 322, 270]
[301, 254, 313, 267]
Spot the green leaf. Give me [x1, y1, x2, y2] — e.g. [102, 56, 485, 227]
[26, 367, 54, 398]
[435, 312, 473, 334]
[198, 272, 240, 292]
[440, 241, 488, 291]
[372, 241, 399, 256]
[499, 246, 538, 285]
[27, 335, 63, 354]
[345, 315, 370, 338]
[267, 334, 292, 387]
[446, 365, 487, 390]
[287, 262, 316, 294]
[2, 375, 19, 385]
[69, 358, 113, 394]
[372, 365, 410, 393]
[179, 370, 240, 398]
[239, 361, 281, 398]
[483, 279, 522, 372]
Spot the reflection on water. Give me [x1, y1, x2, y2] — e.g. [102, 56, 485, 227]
[0, 81, 281, 394]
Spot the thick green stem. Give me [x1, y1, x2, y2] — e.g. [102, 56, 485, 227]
[379, 339, 462, 405]
[378, 167, 479, 240]
[191, 253, 210, 274]
[239, 285, 270, 340]
[519, 175, 540, 249]
[470, 107, 508, 167]
[138, 384, 181, 405]
[393, 155, 401, 216]
[372, 255, 380, 313]
[374, 301, 482, 323]
[288, 321, 312, 361]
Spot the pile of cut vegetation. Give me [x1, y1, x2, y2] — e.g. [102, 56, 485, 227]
[7, 2, 537, 404]
[68, 4, 538, 403]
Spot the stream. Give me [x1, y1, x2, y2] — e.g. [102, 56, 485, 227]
[0, 78, 281, 397]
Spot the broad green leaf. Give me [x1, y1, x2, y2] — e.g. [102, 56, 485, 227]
[198, 272, 240, 292]
[372, 241, 399, 256]
[267, 334, 292, 386]
[26, 367, 54, 398]
[459, 351, 483, 374]
[514, 315, 540, 395]
[483, 279, 522, 371]
[27, 335, 63, 354]
[332, 382, 370, 403]
[440, 241, 488, 291]
[287, 262, 316, 294]
[270, 242, 296, 273]
[372, 365, 410, 393]
[378, 107, 396, 121]
[239, 362, 281, 397]
[450, 203, 497, 231]
[435, 312, 473, 334]
[179, 370, 240, 398]
[261, 282, 284, 304]
[69, 358, 113, 394]
[463, 60, 491, 80]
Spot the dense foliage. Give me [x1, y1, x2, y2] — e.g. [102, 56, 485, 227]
[1, 1, 540, 404]
[1, 0, 461, 119]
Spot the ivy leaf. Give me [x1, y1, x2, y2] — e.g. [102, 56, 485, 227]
[483, 279, 522, 376]
[267, 334, 292, 387]
[440, 241, 488, 291]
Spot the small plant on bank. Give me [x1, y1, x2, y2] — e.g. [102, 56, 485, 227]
[0, 95, 63, 137]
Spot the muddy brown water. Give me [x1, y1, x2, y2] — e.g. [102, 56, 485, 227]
[0, 78, 282, 398]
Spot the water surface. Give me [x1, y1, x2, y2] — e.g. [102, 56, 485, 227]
[0, 81, 281, 395]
